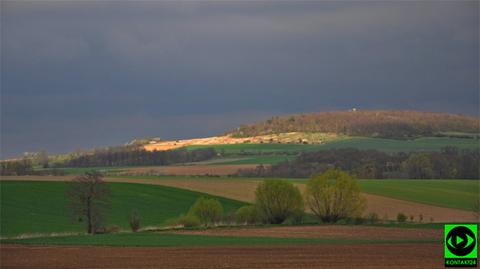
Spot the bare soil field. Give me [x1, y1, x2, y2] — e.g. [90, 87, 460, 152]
[143, 132, 337, 151]
[175, 225, 441, 241]
[0, 243, 443, 269]
[1, 176, 476, 222]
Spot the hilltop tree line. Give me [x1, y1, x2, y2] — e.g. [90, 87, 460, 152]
[0, 147, 217, 175]
[229, 110, 479, 139]
[237, 147, 479, 179]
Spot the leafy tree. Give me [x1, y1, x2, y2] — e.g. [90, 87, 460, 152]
[305, 168, 365, 223]
[36, 150, 49, 168]
[396, 213, 407, 223]
[67, 172, 110, 234]
[403, 153, 434, 179]
[255, 180, 304, 224]
[188, 197, 223, 226]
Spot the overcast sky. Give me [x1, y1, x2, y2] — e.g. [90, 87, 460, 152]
[1, 1, 478, 158]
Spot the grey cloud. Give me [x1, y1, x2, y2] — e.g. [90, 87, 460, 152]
[1, 1, 478, 157]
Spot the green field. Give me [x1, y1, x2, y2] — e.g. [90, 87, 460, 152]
[0, 231, 437, 247]
[0, 181, 247, 237]
[37, 166, 131, 175]
[185, 143, 319, 154]
[357, 179, 479, 211]
[185, 137, 478, 155]
[218, 155, 297, 165]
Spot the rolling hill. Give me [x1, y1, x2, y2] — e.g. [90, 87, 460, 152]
[228, 110, 479, 139]
[0, 180, 247, 237]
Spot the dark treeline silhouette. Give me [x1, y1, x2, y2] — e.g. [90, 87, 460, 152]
[237, 147, 479, 179]
[0, 158, 67, 176]
[56, 147, 217, 167]
[0, 158, 34, 176]
[1, 147, 217, 175]
[229, 110, 479, 139]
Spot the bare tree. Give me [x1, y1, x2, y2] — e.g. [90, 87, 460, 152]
[67, 172, 110, 234]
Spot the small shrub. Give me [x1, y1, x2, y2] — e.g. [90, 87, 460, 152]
[418, 214, 423, 223]
[409, 214, 414, 223]
[98, 225, 121, 234]
[367, 212, 379, 224]
[353, 217, 366, 225]
[175, 214, 201, 228]
[397, 213, 407, 223]
[235, 205, 258, 225]
[128, 210, 141, 232]
[188, 197, 223, 226]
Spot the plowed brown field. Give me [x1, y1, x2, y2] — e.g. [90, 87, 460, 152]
[0, 243, 443, 269]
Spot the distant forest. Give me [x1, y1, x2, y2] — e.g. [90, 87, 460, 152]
[237, 147, 480, 179]
[0, 147, 216, 175]
[58, 147, 216, 168]
[229, 110, 479, 139]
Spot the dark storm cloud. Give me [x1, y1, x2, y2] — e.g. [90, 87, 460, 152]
[1, 1, 478, 157]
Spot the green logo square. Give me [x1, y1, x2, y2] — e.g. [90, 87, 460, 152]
[445, 224, 478, 259]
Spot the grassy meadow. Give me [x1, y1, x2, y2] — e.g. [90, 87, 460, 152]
[357, 179, 479, 211]
[0, 181, 247, 237]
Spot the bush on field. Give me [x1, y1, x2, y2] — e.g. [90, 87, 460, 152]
[366, 213, 379, 224]
[95, 224, 120, 234]
[175, 214, 201, 228]
[128, 210, 141, 232]
[235, 205, 258, 224]
[305, 168, 365, 223]
[188, 197, 223, 226]
[255, 180, 304, 224]
[396, 213, 407, 223]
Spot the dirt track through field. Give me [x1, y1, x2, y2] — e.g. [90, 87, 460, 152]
[175, 225, 441, 241]
[1, 176, 476, 222]
[0, 243, 443, 269]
